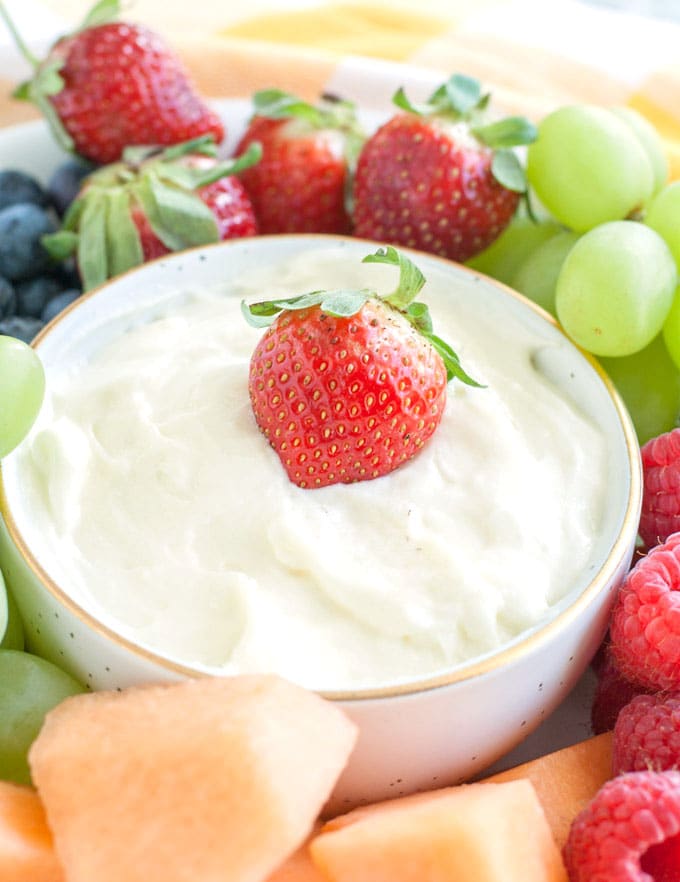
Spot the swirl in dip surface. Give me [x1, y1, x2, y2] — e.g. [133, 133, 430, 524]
[14, 247, 607, 691]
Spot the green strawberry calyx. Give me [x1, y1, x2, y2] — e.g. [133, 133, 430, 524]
[1, 0, 121, 154]
[242, 245, 482, 387]
[42, 135, 262, 291]
[393, 73, 537, 194]
[251, 88, 366, 170]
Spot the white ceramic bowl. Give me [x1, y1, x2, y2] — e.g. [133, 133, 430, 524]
[0, 234, 641, 813]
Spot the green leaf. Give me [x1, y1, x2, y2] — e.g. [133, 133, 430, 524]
[158, 135, 218, 163]
[122, 145, 163, 166]
[426, 333, 485, 387]
[219, 141, 263, 175]
[320, 289, 370, 317]
[105, 189, 144, 277]
[62, 197, 86, 232]
[21, 59, 74, 153]
[441, 73, 483, 115]
[406, 301, 433, 334]
[155, 164, 208, 191]
[12, 81, 31, 101]
[136, 171, 219, 251]
[40, 230, 79, 261]
[252, 89, 325, 127]
[392, 86, 429, 116]
[394, 74, 484, 120]
[241, 287, 371, 328]
[77, 195, 108, 290]
[134, 176, 185, 252]
[79, 0, 120, 29]
[491, 149, 528, 193]
[241, 290, 327, 327]
[157, 142, 262, 191]
[472, 116, 538, 149]
[34, 59, 65, 97]
[241, 299, 278, 329]
[267, 291, 329, 312]
[362, 246, 426, 310]
[477, 92, 491, 112]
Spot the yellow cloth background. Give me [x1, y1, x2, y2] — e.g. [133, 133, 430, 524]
[7, 0, 680, 176]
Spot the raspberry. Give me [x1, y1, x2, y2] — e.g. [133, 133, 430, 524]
[563, 770, 680, 882]
[591, 646, 649, 734]
[609, 532, 680, 692]
[640, 428, 680, 550]
[613, 693, 680, 774]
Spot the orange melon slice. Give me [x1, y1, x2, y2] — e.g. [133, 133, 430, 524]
[0, 780, 63, 882]
[310, 779, 567, 882]
[484, 732, 613, 848]
[265, 827, 328, 882]
[29, 674, 356, 882]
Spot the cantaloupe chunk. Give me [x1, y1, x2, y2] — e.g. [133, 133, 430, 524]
[0, 780, 64, 882]
[484, 732, 613, 848]
[265, 827, 328, 882]
[29, 674, 356, 882]
[310, 779, 567, 882]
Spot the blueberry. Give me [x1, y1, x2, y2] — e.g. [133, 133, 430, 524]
[41, 288, 81, 323]
[0, 204, 57, 281]
[54, 258, 81, 290]
[0, 170, 48, 211]
[0, 276, 16, 318]
[16, 275, 62, 318]
[0, 315, 44, 344]
[47, 159, 93, 216]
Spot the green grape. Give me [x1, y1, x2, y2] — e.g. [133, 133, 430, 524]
[527, 105, 654, 232]
[600, 334, 680, 444]
[0, 649, 84, 784]
[0, 583, 24, 651]
[0, 335, 45, 458]
[511, 230, 580, 316]
[662, 285, 680, 371]
[645, 181, 680, 270]
[555, 221, 677, 356]
[465, 215, 562, 285]
[612, 106, 669, 196]
[0, 572, 6, 649]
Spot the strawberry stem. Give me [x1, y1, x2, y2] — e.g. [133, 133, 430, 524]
[0, 1, 39, 68]
[362, 246, 425, 310]
[0, 0, 77, 152]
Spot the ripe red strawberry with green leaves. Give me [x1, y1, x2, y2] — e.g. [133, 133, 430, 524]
[234, 89, 364, 235]
[243, 246, 480, 489]
[43, 136, 261, 290]
[353, 74, 537, 263]
[0, 0, 224, 165]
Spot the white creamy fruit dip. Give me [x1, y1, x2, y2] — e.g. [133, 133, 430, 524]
[16, 247, 607, 691]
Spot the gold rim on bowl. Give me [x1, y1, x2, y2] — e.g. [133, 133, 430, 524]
[0, 234, 643, 702]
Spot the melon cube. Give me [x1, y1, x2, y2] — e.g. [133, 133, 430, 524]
[484, 732, 613, 848]
[0, 780, 64, 882]
[310, 779, 567, 882]
[265, 827, 327, 882]
[29, 674, 356, 882]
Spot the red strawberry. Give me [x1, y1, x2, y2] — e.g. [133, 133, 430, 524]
[3, 0, 224, 165]
[43, 136, 261, 290]
[243, 245, 480, 489]
[353, 74, 537, 263]
[234, 89, 364, 234]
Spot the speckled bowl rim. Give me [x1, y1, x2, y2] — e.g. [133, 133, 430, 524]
[0, 233, 643, 702]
